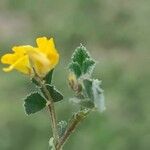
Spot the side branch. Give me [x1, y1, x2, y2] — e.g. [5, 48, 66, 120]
[56, 110, 90, 150]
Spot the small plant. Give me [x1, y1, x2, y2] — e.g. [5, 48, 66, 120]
[1, 37, 105, 150]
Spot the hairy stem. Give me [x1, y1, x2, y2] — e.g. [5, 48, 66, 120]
[48, 103, 59, 142]
[56, 110, 90, 150]
[34, 76, 59, 145]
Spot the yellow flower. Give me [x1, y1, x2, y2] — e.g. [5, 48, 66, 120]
[1, 37, 59, 77]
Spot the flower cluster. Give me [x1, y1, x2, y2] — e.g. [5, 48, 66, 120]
[1, 37, 59, 77]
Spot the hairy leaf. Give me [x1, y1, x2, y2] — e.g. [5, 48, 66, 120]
[24, 92, 47, 115]
[72, 45, 90, 66]
[44, 69, 54, 84]
[43, 85, 63, 102]
[82, 58, 96, 75]
[69, 45, 95, 78]
[83, 79, 94, 100]
[68, 62, 81, 78]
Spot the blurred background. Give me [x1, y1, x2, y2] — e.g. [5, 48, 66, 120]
[0, 0, 150, 150]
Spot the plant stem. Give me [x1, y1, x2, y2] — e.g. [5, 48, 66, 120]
[56, 118, 79, 150]
[56, 110, 90, 150]
[47, 101, 59, 144]
[34, 76, 59, 145]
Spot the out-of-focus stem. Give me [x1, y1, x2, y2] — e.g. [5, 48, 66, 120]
[56, 110, 90, 150]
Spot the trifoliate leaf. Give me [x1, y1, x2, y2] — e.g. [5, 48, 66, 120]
[68, 62, 81, 78]
[72, 45, 90, 66]
[24, 92, 47, 115]
[44, 69, 54, 84]
[92, 79, 105, 112]
[57, 121, 67, 137]
[42, 85, 63, 102]
[82, 58, 96, 75]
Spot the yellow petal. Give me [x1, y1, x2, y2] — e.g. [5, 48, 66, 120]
[26, 48, 51, 76]
[12, 45, 33, 55]
[3, 55, 31, 74]
[36, 37, 47, 50]
[1, 53, 20, 64]
[47, 51, 59, 70]
[35, 37, 59, 76]
[36, 37, 57, 55]
[1, 45, 34, 74]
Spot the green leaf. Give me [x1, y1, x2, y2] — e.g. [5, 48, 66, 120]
[82, 58, 96, 75]
[24, 92, 47, 115]
[68, 62, 81, 78]
[83, 79, 94, 100]
[44, 85, 63, 102]
[44, 69, 54, 84]
[72, 44, 90, 66]
[69, 44, 96, 78]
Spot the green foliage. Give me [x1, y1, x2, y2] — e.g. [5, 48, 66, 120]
[72, 45, 90, 66]
[42, 85, 63, 102]
[83, 79, 93, 100]
[69, 45, 105, 112]
[69, 44, 96, 78]
[44, 69, 54, 84]
[82, 58, 95, 74]
[24, 92, 47, 115]
[31, 70, 54, 87]
[69, 62, 81, 78]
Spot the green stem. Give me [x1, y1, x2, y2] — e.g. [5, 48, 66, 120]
[34, 76, 59, 145]
[47, 102, 59, 143]
[56, 110, 90, 150]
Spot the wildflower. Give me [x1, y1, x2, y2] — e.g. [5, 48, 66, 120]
[1, 37, 59, 77]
